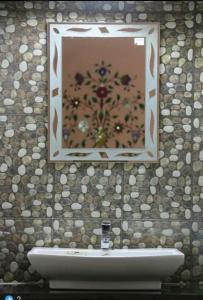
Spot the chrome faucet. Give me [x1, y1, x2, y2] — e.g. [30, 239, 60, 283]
[101, 221, 111, 250]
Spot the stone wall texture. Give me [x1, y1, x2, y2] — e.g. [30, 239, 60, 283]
[0, 0, 203, 285]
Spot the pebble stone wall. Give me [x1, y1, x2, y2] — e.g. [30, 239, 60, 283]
[0, 0, 203, 285]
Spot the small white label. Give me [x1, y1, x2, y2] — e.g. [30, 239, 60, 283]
[134, 38, 145, 45]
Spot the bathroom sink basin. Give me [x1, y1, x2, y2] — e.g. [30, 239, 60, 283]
[28, 247, 184, 290]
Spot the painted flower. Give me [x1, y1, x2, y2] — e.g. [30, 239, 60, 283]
[120, 74, 131, 86]
[96, 86, 108, 98]
[75, 73, 84, 85]
[114, 122, 123, 133]
[71, 97, 80, 108]
[78, 119, 89, 133]
[123, 98, 131, 108]
[98, 67, 107, 77]
[62, 128, 69, 141]
[132, 130, 140, 142]
[95, 61, 111, 77]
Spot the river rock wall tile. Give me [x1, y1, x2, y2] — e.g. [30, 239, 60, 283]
[0, 0, 201, 284]
[52, 219, 121, 249]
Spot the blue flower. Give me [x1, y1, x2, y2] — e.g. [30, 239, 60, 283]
[132, 131, 140, 141]
[99, 67, 107, 77]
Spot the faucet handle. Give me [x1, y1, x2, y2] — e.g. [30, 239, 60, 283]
[101, 221, 111, 232]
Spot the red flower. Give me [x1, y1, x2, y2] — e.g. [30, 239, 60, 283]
[96, 86, 108, 98]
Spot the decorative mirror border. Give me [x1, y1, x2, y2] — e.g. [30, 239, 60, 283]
[48, 23, 159, 162]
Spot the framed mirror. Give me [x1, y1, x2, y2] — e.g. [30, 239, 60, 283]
[48, 23, 159, 162]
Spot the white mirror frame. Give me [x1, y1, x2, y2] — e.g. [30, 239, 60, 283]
[48, 23, 159, 162]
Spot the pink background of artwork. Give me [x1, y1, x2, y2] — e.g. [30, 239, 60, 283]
[62, 37, 145, 148]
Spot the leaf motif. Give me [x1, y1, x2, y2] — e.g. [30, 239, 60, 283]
[150, 110, 155, 143]
[99, 152, 108, 159]
[99, 27, 109, 33]
[53, 28, 59, 34]
[53, 150, 59, 157]
[147, 151, 154, 158]
[148, 27, 154, 34]
[53, 108, 58, 139]
[139, 103, 145, 110]
[115, 152, 141, 157]
[117, 28, 141, 32]
[149, 89, 155, 98]
[66, 152, 92, 157]
[66, 28, 91, 32]
[52, 88, 58, 97]
[150, 44, 155, 78]
[53, 45, 58, 77]
[125, 114, 129, 122]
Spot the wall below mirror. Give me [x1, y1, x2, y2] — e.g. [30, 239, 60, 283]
[0, 0, 203, 286]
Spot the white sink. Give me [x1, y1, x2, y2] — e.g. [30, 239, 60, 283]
[28, 247, 184, 290]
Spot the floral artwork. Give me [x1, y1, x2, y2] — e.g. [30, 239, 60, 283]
[62, 60, 145, 148]
[49, 23, 159, 161]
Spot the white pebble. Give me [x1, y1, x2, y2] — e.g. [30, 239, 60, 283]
[24, 227, 34, 234]
[18, 165, 26, 176]
[4, 98, 14, 106]
[47, 207, 52, 217]
[91, 211, 100, 218]
[198, 176, 203, 186]
[53, 220, 59, 230]
[71, 203, 82, 210]
[131, 192, 139, 198]
[199, 150, 203, 161]
[19, 61, 27, 72]
[24, 107, 33, 113]
[60, 174, 67, 185]
[144, 221, 153, 228]
[18, 148, 27, 158]
[0, 163, 8, 172]
[6, 25, 15, 33]
[0, 116, 7, 122]
[81, 185, 87, 193]
[0, 10, 8, 16]
[187, 49, 193, 61]
[164, 126, 174, 133]
[129, 174, 136, 185]
[193, 205, 201, 212]
[75, 220, 84, 227]
[24, 1, 33, 9]
[156, 167, 163, 177]
[116, 185, 122, 193]
[140, 204, 151, 211]
[69, 164, 77, 173]
[2, 202, 12, 209]
[10, 261, 18, 273]
[27, 19, 38, 27]
[160, 212, 169, 219]
[185, 209, 191, 219]
[47, 184, 53, 192]
[122, 221, 128, 231]
[123, 204, 132, 211]
[35, 168, 43, 176]
[104, 169, 111, 176]
[174, 67, 182, 74]
[185, 20, 194, 28]
[1, 59, 9, 68]
[162, 229, 173, 236]
[55, 203, 63, 211]
[19, 45, 28, 54]
[196, 13, 202, 24]
[26, 124, 36, 131]
[5, 129, 14, 138]
[166, 22, 176, 29]
[87, 166, 95, 176]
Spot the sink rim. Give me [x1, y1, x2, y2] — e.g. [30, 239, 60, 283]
[28, 247, 184, 258]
